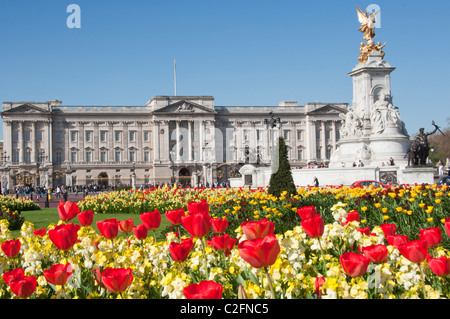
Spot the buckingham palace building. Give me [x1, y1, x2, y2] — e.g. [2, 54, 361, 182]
[1, 95, 348, 189]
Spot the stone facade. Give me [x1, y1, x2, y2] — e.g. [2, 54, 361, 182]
[1, 96, 347, 189]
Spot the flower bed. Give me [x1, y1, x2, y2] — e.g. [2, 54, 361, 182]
[0, 184, 449, 299]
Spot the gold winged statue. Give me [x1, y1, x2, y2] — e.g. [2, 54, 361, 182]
[356, 6, 380, 43]
[356, 6, 385, 63]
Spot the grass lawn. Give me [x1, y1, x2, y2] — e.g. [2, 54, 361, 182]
[13, 208, 172, 241]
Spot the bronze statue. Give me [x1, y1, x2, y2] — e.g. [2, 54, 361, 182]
[407, 122, 440, 166]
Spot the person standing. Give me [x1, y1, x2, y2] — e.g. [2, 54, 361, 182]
[438, 160, 444, 176]
[312, 176, 319, 187]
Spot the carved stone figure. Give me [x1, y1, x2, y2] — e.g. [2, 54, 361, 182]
[339, 111, 363, 138]
[370, 90, 404, 134]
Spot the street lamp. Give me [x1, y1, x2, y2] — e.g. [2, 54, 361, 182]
[264, 111, 282, 168]
[169, 150, 175, 184]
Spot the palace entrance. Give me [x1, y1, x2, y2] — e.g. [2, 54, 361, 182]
[98, 172, 109, 188]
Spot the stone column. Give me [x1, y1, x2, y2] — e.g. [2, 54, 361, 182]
[108, 121, 114, 163]
[176, 120, 181, 162]
[19, 121, 24, 164]
[93, 121, 99, 162]
[332, 120, 337, 150]
[137, 121, 143, 161]
[31, 121, 37, 163]
[77, 121, 84, 163]
[321, 121, 326, 160]
[207, 120, 216, 163]
[188, 120, 193, 162]
[199, 120, 204, 162]
[305, 117, 311, 162]
[123, 122, 129, 162]
[153, 120, 160, 163]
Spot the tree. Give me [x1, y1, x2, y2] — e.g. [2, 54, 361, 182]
[268, 136, 296, 197]
[428, 126, 450, 166]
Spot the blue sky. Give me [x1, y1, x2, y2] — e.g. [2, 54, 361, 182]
[0, 0, 449, 140]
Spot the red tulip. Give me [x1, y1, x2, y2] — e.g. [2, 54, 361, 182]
[427, 255, 450, 277]
[8, 275, 37, 298]
[57, 201, 79, 222]
[2, 268, 25, 285]
[387, 234, 409, 247]
[1, 239, 21, 257]
[340, 252, 370, 277]
[380, 223, 396, 237]
[297, 206, 318, 220]
[301, 214, 325, 238]
[315, 276, 326, 299]
[165, 208, 185, 226]
[397, 240, 428, 263]
[357, 227, 371, 236]
[361, 244, 388, 263]
[207, 234, 236, 256]
[101, 268, 134, 294]
[33, 228, 47, 237]
[169, 237, 195, 262]
[140, 210, 161, 231]
[119, 218, 134, 234]
[43, 263, 72, 286]
[78, 210, 94, 227]
[96, 218, 119, 239]
[48, 223, 80, 251]
[187, 199, 210, 215]
[211, 218, 228, 234]
[419, 227, 442, 248]
[92, 269, 105, 288]
[238, 235, 280, 269]
[240, 219, 275, 240]
[181, 211, 211, 238]
[342, 210, 360, 226]
[183, 280, 223, 299]
[133, 224, 148, 240]
[444, 218, 450, 238]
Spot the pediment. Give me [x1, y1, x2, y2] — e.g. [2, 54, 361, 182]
[151, 100, 216, 114]
[309, 104, 347, 115]
[3, 103, 51, 114]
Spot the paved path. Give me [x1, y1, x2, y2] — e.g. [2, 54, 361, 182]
[18, 193, 96, 209]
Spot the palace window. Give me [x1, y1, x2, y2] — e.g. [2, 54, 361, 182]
[144, 151, 150, 162]
[129, 151, 135, 162]
[115, 151, 121, 162]
[86, 151, 92, 163]
[25, 150, 31, 163]
[85, 131, 92, 142]
[100, 131, 107, 142]
[12, 151, 19, 163]
[71, 151, 77, 163]
[144, 131, 149, 141]
[100, 151, 107, 162]
[129, 131, 136, 142]
[115, 131, 121, 142]
[56, 151, 62, 164]
[297, 149, 303, 160]
[70, 131, 77, 142]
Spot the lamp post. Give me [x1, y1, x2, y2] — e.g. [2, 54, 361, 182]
[169, 150, 175, 185]
[264, 111, 282, 169]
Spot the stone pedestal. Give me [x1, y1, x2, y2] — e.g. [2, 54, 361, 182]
[329, 52, 411, 168]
